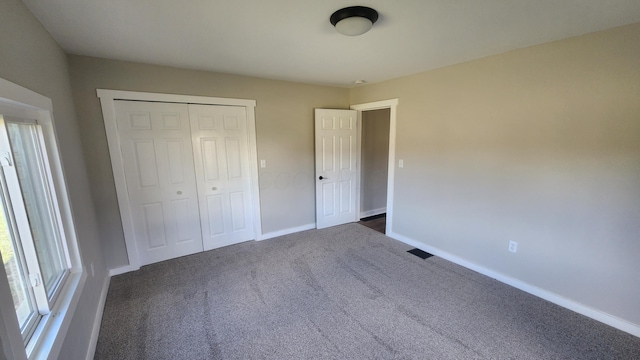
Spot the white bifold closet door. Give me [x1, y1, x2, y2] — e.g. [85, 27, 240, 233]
[115, 100, 254, 266]
[189, 104, 254, 251]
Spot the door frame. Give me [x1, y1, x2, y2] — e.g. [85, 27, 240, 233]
[97, 89, 262, 273]
[351, 99, 398, 235]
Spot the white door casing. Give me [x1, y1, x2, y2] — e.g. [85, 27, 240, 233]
[115, 101, 204, 265]
[314, 109, 358, 229]
[351, 99, 399, 235]
[189, 104, 254, 250]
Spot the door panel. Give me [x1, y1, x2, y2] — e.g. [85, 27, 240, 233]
[315, 109, 358, 229]
[133, 139, 159, 187]
[206, 194, 225, 235]
[142, 203, 167, 249]
[230, 191, 246, 230]
[166, 139, 187, 184]
[189, 104, 254, 250]
[201, 138, 221, 180]
[115, 101, 203, 265]
[226, 139, 242, 178]
[171, 198, 193, 242]
[322, 183, 335, 216]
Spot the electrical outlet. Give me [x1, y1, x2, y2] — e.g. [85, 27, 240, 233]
[508, 241, 518, 253]
[260, 159, 266, 168]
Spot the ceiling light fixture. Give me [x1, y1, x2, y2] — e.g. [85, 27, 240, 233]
[330, 6, 379, 36]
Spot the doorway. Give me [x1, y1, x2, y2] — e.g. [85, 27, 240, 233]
[358, 108, 390, 234]
[352, 99, 398, 236]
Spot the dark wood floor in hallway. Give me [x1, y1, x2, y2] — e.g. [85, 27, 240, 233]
[358, 213, 386, 234]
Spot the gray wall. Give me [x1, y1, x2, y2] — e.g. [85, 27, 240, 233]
[352, 23, 640, 326]
[67, 55, 350, 269]
[360, 109, 390, 216]
[0, 0, 107, 358]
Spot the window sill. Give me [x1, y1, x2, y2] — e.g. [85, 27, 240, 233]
[26, 270, 86, 360]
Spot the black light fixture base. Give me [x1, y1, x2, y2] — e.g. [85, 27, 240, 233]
[330, 6, 379, 27]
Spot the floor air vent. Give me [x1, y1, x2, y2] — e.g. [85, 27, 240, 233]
[407, 248, 433, 259]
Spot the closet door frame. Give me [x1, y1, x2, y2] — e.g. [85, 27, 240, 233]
[98, 89, 262, 274]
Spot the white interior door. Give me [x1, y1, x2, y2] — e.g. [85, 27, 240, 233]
[315, 109, 358, 229]
[115, 101, 203, 265]
[189, 104, 254, 250]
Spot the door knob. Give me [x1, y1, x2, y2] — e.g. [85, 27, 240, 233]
[319, 176, 328, 180]
[177, 191, 182, 195]
[212, 187, 217, 191]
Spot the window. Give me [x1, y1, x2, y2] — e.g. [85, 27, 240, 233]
[0, 78, 85, 360]
[0, 117, 70, 343]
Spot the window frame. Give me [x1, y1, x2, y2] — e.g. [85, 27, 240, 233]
[1, 117, 73, 336]
[0, 78, 86, 360]
[0, 156, 42, 342]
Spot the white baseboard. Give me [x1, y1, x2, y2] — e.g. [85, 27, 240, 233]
[108, 265, 138, 277]
[360, 207, 386, 219]
[110, 223, 319, 273]
[257, 223, 316, 241]
[109, 223, 319, 273]
[387, 230, 640, 338]
[85, 275, 111, 360]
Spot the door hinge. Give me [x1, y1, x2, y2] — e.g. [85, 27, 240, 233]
[29, 273, 41, 288]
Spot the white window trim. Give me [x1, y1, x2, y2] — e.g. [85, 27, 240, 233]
[0, 78, 86, 360]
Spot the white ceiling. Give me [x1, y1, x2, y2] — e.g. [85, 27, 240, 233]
[22, 0, 640, 87]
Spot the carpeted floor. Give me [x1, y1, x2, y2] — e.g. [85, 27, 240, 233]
[95, 224, 640, 359]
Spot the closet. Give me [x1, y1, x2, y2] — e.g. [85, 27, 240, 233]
[111, 99, 255, 266]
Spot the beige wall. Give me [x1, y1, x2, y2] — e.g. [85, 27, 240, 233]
[67, 55, 349, 269]
[0, 0, 107, 358]
[361, 109, 390, 216]
[351, 23, 640, 325]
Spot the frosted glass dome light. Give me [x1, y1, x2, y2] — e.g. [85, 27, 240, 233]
[330, 6, 379, 36]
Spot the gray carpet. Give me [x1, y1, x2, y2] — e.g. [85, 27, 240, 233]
[95, 224, 640, 359]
